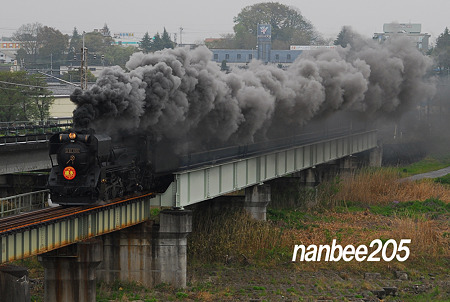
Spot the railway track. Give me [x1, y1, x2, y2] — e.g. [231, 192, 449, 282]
[0, 206, 81, 233]
[0, 192, 154, 235]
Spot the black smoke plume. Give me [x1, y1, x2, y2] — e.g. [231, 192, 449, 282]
[71, 29, 435, 152]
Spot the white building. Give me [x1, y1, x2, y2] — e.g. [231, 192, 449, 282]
[112, 32, 140, 47]
[0, 50, 15, 63]
[0, 39, 20, 63]
[373, 23, 430, 52]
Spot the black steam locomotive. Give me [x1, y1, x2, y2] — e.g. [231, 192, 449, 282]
[47, 129, 158, 206]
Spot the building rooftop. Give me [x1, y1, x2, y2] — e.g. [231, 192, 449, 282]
[47, 83, 94, 96]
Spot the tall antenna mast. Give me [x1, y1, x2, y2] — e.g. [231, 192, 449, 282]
[80, 31, 88, 90]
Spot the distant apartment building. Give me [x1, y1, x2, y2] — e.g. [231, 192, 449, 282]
[0, 38, 20, 63]
[1, 41, 20, 49]
[373, 23, 430, 52]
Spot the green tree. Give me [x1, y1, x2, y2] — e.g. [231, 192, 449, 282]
[205, 34, 239, 49]
[67, 27, 82, 61]
[233, 23, 256, 49]
[84, 31, 113, 53]
[36, 26, 69, 69]
[334, 26, 353, 48]
[144, 29, 176, 52]
[103, 46, 138, 68]
[161, 28, 175, 49]
[27, 73, 54, 121]
[433, 27, 450, 75]
[0, 71, 53, 122]
[140, 32, 153, 53]
[152, 32, 163, 51]
[233, 2, 323, 49]
[61, 69, 96, 83]
[14, 23, 70, 69]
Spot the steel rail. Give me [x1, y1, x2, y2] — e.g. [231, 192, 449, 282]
[0, 192, 154, 235]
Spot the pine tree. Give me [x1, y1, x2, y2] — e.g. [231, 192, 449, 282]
[152, 33, 163, 51]
[140, 32, 153, 53]
[433, 27, 450, 74]
[68, 27, 81, 61]
[102, 23, 111, 37]
[162, 28, 175, 49]
[334, 26, 352, 48]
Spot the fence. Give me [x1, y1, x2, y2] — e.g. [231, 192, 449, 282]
[0, 117, 73, 137]
[0, 190, 48, 217]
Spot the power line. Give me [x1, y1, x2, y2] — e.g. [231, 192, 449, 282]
[0, 86, 29, 92]
[0, 85, 45, 95]
[0, 80, 48, 89]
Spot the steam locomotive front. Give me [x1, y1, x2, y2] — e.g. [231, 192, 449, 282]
[47, 130, 109, 205]
[56, 132, 91, 178]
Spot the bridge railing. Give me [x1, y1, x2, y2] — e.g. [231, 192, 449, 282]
[0, 190, 48, 217]
[0, 117, 73, 135]
[178, 122, 363, 170]
[0, 117, 72, 146]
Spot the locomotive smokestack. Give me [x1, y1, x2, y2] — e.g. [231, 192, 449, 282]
[71, 29, 435, 151]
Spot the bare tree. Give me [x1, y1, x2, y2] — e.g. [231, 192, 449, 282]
[13, 22, 42, 62]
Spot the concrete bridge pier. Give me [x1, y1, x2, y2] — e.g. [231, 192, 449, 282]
[97, 221, 154, 287]
[369, 144, 383, 167]
[97, 209, 192, 289]
[244, 184, 271, 221]
[153, 209, 192, 288]
[0, 265, 30, 302]
[38, 239, 102, 302]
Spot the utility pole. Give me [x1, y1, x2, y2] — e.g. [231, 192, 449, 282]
[80, 31, 88, 90]
[179, 27, 183, 46]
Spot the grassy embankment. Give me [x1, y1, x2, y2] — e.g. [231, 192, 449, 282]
[180, 157, 450, 301]
[19, 155, 450, 301]
[189, 168, 450, 271]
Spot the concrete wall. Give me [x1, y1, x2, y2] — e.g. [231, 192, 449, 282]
[49, 97, 76, 118]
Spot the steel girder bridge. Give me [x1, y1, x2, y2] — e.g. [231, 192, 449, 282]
[0, 128, 377, 264]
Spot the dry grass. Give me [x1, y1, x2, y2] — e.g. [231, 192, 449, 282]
[189, 168, 450, 273]
[189, 207, 289, 264]
[189, 208, 449, 272]
[391, 218, 449, 260]
[320, 168, 450, 206]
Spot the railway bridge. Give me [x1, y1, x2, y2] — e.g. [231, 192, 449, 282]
[0, 123, 381, 302]
[0, 119, 72, 177]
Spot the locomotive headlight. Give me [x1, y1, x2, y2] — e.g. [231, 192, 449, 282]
[69, 132, 77, 140]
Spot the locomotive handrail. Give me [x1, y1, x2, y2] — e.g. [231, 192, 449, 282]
[0, 190, 49, 217]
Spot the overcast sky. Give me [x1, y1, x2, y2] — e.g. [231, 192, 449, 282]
[1, 0, 449, 44]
